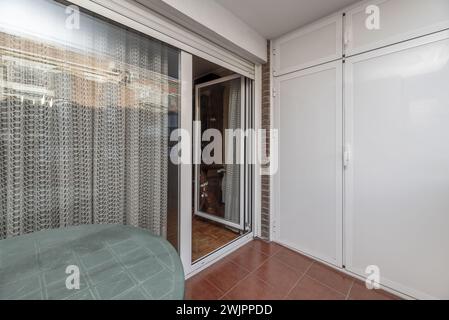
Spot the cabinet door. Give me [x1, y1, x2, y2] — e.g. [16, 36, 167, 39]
[274, 61, 343, 267]
[345, 0, 449, 56]
[344, 30, 449, 299]
[274, 15, 343, 76]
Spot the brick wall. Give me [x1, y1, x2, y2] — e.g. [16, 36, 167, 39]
[260, 41, 271, 240]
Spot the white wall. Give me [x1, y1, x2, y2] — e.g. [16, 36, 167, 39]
[137, 0, 267, 63]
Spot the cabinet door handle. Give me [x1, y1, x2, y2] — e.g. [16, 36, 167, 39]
[344, 144, 351, 169]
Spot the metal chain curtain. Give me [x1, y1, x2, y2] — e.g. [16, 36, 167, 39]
[0, 25, 177, 239]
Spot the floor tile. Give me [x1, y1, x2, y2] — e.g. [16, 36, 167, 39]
[249, 240, 282, 257]
[224, 274, 283, 300]
[203, 260, 249, 293]
[348, 280, 400, 300]
[273, 247, 313, 272]
[228, 245, 269, 272]
[287, 276, 346, 300]
[185, 240, 401, 301]
[185, 274, 223, 300]
[306, 262, 354, 295]
[254, 258, 303, 298]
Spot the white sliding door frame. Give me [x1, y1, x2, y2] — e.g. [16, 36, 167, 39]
[253, 64, 263, 239]
[273, 61, 343, 268]
[179, 52, 193, 274]
[181, 62, 256, 277]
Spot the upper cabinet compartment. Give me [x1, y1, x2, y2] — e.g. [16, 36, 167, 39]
[344, 0, 449, 56]
[273, 15, 343, 76]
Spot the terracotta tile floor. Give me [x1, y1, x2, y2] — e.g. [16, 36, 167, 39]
[185, 240, 400, 300]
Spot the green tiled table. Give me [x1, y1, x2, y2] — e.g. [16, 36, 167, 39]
[0, 225, 184, 300]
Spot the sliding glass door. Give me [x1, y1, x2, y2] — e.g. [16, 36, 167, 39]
[0, 0, 255, 274]
[0, 0, 180, 243]
[194, 75, 245, 231]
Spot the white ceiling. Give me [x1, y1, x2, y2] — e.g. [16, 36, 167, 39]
[216, 0, 361, 39]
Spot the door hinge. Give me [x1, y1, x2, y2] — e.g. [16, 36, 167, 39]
[272, 88, 277, 98]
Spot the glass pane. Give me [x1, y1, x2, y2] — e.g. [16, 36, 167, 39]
[197, 78, 241, 225]
[0, 0, 180, 242]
